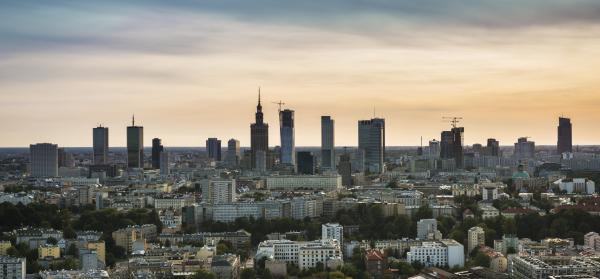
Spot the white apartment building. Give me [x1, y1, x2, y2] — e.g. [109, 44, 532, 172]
[468, 226, 485, 253]
[554, 178, 596, 194]
[406, 239, 464, 268]
[154, 196, 194, 211]
[322, 223, 343, 245]
[266, 175, 342, 191]
[480, 205, 500, 219]
[0, 256, 26, 279]
[256, 239, 342, 270]
[584, 232, 600, 251]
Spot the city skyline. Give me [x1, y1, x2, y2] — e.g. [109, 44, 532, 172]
[2, 1, 600, 147]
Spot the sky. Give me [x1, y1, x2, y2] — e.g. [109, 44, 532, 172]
[1, 0, 600, 147]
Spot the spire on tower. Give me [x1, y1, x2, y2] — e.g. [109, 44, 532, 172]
[132, 114, 135, 126]
[258, 86, 261, 106]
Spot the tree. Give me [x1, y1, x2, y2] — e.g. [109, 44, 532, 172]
[46, 237, 58, 245]
[191, 270, 217, 279]
[240, 268, 257, 279]
[414, 205, 433, 220]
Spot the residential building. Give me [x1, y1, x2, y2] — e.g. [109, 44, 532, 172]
[0, 241, 11, 256]
[487, 138, 500, 156]
[417, 219, 438, 240]
[0, 256, 26, 279]
[406, 240, 465, 268]
[514, 137, 535, 159]
[364, 249, 386, 279]
[202, 179, 237, 204]
[266, 175, 342, 191]
[509, 256, 600, 279]
[468, 226, 485, 253]
[338, 153, 352, 186]
[256, 239, 343, 270]
[30, 143, 58, 177]
[554, 178, 595, 194]
[38, 244, 60, 259]
[322, 223, 343, 245]
[211, 254, 240, 279]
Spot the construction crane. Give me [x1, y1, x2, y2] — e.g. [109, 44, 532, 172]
[442, 116, 463, 128]
[272, 101, 286, 112]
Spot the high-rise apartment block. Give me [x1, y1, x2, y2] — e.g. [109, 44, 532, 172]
[29, 143, 58, 177]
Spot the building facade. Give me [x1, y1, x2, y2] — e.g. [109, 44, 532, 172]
[92, 126, 109, 164]
[30, 143, 58, 177]
[321, 116, 335, 170]
[127, 116, 144, 168]
[358, 118, 385, 174]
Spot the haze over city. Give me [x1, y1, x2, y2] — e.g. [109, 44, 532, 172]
[2, 1, 600, 147]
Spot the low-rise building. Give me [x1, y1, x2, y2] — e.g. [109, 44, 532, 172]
[211, 254, 240, 279]
[0, 256, 26, 279]
[406, 239, 465, 268]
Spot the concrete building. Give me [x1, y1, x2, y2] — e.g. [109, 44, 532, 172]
[337, 153, 352, 187]
[211, 254, 240, 279]
[250, 92, 269, 170]
[428, 140, 440, 158]
[0, 256, 26, 279]
[202, 179, 237, 204]
[322, 223, 343, 246]
[440, 127, 464, 169]
[406, 240, 465, 268]
[256, 239, 343, 270]
[38, 244, 60, 259]
[160, 150, 170, 176]
[487, 138, 500, 156]
[417, 219, 438, 240]
[296, 151, 315, 175]
[206, 137, 222, 161]
[30, 143, 58, 177]
[79, 249, 99, 271]
[92, 126, 109, 165]
[112, 227, 137, 254]
[358, 118, 385, 174]
[266, 175, 342, 191]
[510, 256, 600, 279]
[557, 117, 573, 154]
[151, 138, 163, 169]
[279, 109, 295, 167]
[127, 116, 144, 169]
[468, 226, 485, 253]
[584, 232, 600, 251]
[514, 137, 535, 159]
[364, 249, 386, 279]
[226, 139, 241, 167]
[321, 116, 335, 171]
[86, 241, 105, 265]
[554, 178, 595, 194]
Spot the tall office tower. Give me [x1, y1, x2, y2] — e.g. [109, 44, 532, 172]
[160, 151, 170, 176]
[486, 138, 500, 156]
[206, 138, 222, 161]
[127, 115, 144, 169]
[151, 138, 163, 169]
[358, 118, 385, 174]
[338, 153, 352, 186]
[322, 223, 343, 245]
[452, 127, 464, 169]
[57, 148, 67, 167]
[321, 116, 335, 170]
[472, 143, 484, 155]
[226, 139, 241, 167]
[557, 117, 573, 154]
[297, 151, 315, 175]
[440, 128, 464, 168]
[468, 226, 485, 253]
[279, 109, 295, 166]
[429, 139, 440, 158]
[93, 126, 109, 164]
[514, 137, 535, 159]
[440, 131, 454, 159]
[250, 91, 269, 170]
[30, 143, 58, 177]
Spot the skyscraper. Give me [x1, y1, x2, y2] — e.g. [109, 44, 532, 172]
[226, 139, 241, 167]
[279, 109, 295, 166]
[428, 139, 440, 158]
[486, 138, 500, 157]
[557, 117, 573, 154]
[127, 115, 144, 169]
[321, 116, 335, 170]
[297, 151, 315, 175]
[151, 138, 163, 169]
[440, 127, 464, 168]
[206, 138, 222, 161]
[358, 118, 385, 174]
[30, 143, 58, 177]
[93, 126, 109, 165]
[160, 150, 170, 176]
[514, 137, 535, 159]
[250, 90, 269, 170]
[338, 153, 352, 186]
